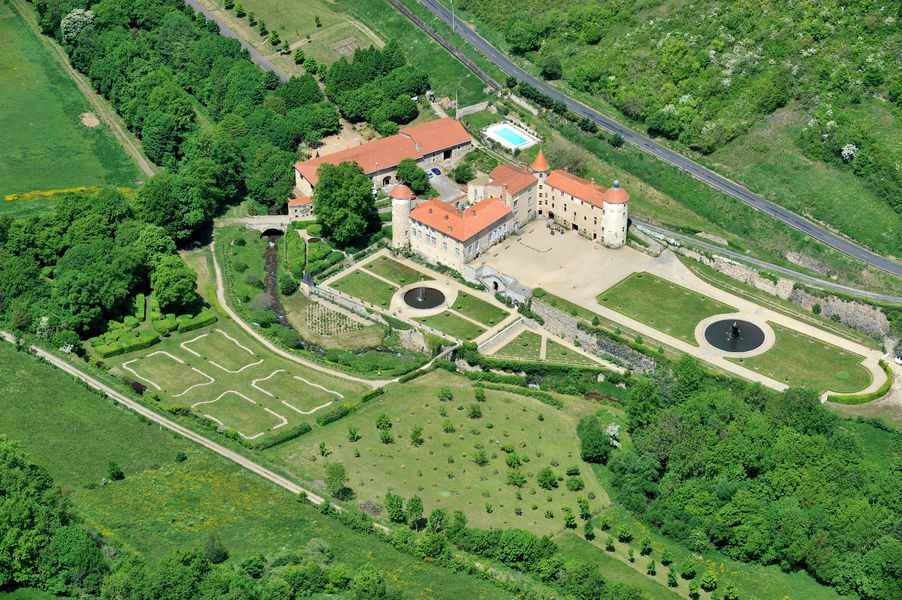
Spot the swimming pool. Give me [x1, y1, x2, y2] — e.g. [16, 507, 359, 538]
[484, 122, 540, 151]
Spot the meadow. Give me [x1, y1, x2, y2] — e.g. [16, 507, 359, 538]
[0, 343, 508, 599]
[731, 322, 872, 394]
[0, 4, 139, 200]
[414, 310, 486, 341]
[267, 370, 609, 535]
[493, 330, 603, 368]
[598, 273, 735, 345]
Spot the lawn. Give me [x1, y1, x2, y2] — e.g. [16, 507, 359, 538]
[415, 310, 486, 341]
[0, 5, 139, 199]
[451, 290, 510, 327]
[0, 345, 507, 599]
[110, 317, 369, 443]
[218, 226, 270, 310]
[280, 291, 386, 350]
[544, 340, 599, 367]
[330, 269, 399, 308]
[493, 330, 542, 361]
[267, 370, 609, 535]
[730, 323, 872, 393]
[362, 255, 431, 286]
[598, 273, 735, 345]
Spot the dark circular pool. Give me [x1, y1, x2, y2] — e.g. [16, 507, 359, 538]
[403, 286, 445, 309]
[704, 319, 765, 353]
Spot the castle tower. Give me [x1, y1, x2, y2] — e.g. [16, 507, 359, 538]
[390, 184, 415, 249]
[530, 149, 549, 184]
[601, 179, 629, 248]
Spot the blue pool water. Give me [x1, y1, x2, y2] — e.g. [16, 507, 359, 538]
[494, 126, 528, 146]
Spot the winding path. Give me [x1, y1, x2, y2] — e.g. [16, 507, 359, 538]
[405, 0, 902, 277]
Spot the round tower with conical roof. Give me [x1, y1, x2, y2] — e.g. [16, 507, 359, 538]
[530, 149, 549, 183]
[601, 179, 629, 248]
[390, 184, 415, 249]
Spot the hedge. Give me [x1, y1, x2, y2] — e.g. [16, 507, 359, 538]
[177, 310, 218, 333]
[829, 361, 893, 405]
[473, 382, 564, 409]
[315, 403, 354, 426]
[252, 422, 312, 450]
[95, 332, 160, 358]
[152, 317, 178, 334]
[362, 388, 385, 403]
[133, 293, 146, 321]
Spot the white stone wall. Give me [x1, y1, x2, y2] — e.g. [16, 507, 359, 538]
[391, 198, 411, 249]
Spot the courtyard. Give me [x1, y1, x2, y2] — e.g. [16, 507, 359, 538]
[483, 222, 888, 397]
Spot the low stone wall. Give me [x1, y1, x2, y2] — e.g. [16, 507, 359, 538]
[477, 318, 523, 353]
[673, 247, 890, 339]
[456, 101, 490, 119]
[530, 299, 656, 373]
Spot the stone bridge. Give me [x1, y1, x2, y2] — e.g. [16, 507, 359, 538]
[217, 215, 291, 235]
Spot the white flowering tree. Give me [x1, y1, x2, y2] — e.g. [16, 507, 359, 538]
[60, 9, 94, 45]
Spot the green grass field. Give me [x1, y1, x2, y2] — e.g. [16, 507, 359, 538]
[415, 310, 486, 341]
[544, 340, 598, 367]
[362, 255, 431, 286]
[0, 4, 139, 200]
[451, 290, 510, 326]
[598, 273, 735, 345]
[0, 344, 507, 598]
[494, 330, 542, 361]
[112, 318, 369, 442]
[330, 268, 399, 307]
[267, 370, 608, 535]
[731, 323, 872, 393]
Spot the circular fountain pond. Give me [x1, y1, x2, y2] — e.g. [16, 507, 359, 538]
[703, 319, 766, 353]
[403, 286, 445, 310]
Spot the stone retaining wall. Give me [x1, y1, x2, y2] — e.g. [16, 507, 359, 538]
[530, 300, 656, 373]
[308, 285, 388, 328]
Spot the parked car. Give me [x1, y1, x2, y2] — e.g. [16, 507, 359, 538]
[431, 167, 441, 176]
[426, 171, 433, 179]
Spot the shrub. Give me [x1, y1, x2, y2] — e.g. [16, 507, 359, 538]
[151, 317, 178, 334]
[536, 467, 557, 490]
[467, 403, 482, 419]
[565, 476, 585, 491]
[177, 310, 218, 333]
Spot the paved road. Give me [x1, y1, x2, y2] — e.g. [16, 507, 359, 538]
[412, 0, 902, 278]
[635, 221, 902, 304]
[184, 0, 289, 82]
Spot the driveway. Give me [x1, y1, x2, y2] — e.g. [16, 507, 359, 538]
[430, 174, 466, 203]
[482, 222, 889, 396]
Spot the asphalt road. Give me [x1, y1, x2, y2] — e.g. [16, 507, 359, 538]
[634, 221, 902, 304]
[414, 0, 902, 278]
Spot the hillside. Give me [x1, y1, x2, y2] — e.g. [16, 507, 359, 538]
[449, 0, 902, 256]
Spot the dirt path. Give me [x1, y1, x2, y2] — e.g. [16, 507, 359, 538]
[0, 330, 324, 503]
[9, 0, 156, 177]
[210, 238, 390, 388]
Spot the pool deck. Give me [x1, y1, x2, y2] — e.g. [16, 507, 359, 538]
[484, 121, 540, 151]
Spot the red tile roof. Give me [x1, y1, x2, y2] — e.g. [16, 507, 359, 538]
[545, 170, 607, 208]
[603, 180, 630, 204]
[288, 196, 312, 206]
[489, 163, 536, 195]
[530, 149, 549, 172]
[400, 118, 472, 155]
[390, 184, 414, 199]
[293, 119, 472, 188]
[410, 198, 511, 243]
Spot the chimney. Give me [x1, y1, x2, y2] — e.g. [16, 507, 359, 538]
[591, 178, 595, 184]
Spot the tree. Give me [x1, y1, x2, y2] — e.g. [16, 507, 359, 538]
[347, 425, 360, 442]
[467, 403, 482, 419]
[667, 567, 678, 587]
[313, 162, 375, 247]
[641, 537, 652, 555]
[352, 564, 392, 600]
[473, 449, 489, 466]
[204, 533, 229, 564]
[428, 508, 448, 532]
[151, 255, 198, 312]
[680, 560, 697, 580]
[325, 462, 348, 498]
[449, 163, 473, 184]
[406, 496, 424, 530]
[537, 467, 557, 490]
[245, 143, 295, 213]
[107, 461, 124, 480]
[294, 48, 305, 64]
[578, 416, 611, 464]
[562, 507, 577, 529]
[539, 53, 562, 80]
[60, 8, 93, 44]
[583, 521, 594, 540]
[395, 158, 430, 195]
[376, 413, 392, 431]
[506, 15, 541, 54]
[409, 426, 424, 446]
[506, 468, 527, 488]
[37, 526, 108, 595]
[700, 571, 717, 591]
[384, 492, 405, 523]
[646, 560, 656, 576]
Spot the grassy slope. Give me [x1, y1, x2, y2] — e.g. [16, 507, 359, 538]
[267, 370, 608, 535]
[331, 268, 399, 307]
[598, 273, 735, 345]
[0, 343, 508, 599]
[0, 3, 139, 200]
[362, 255, 430, 286]
[415, 310, 486, 340]
[436, 0, 900, 259]
[451, 291, 510, 326]
[494, 330, 542, 361]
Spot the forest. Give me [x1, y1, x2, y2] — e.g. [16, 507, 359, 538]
[456, 0, 901, 213]
[612, 356, 901, 599]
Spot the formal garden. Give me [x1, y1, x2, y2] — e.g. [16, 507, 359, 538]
[492, 330, 603, 368]
[598, 272, 735, 345]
